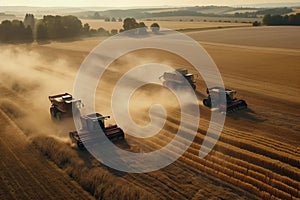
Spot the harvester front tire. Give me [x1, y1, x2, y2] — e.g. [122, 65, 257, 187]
[56, 112, 62, 121]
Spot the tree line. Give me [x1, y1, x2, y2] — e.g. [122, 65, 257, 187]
[122, 18, 160, 34]
[263, 13, 300, 26]
[0, 14, 161, 43]
[0, 19, 33, 43]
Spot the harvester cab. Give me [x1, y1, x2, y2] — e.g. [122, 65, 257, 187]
[203, 87, 247, 112]
[160, 68, 196, 90]
[80, 113, 110, 132]
[49, 93, 83, 120]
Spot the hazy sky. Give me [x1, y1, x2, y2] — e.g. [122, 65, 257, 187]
[1, 0, 300, 7]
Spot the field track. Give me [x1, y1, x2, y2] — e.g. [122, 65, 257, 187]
[0, 107, 93, 199]
[0, 85, 254, 199]
[1, 26, 300, 199]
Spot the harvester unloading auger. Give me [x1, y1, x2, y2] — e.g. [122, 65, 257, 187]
[203, 87, 247, 112]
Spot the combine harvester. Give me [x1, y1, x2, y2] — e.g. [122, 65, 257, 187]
[159, 68, 196, 90]
[48, 93, 83, 120]
[69, 113, 124, 149]
[203, 87, 247, 113]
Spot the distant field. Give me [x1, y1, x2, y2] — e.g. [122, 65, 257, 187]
[140, 16, 260, 23]
[288, 8, 300, 15]
[225, 9, 258, 14]
[188, 26, 300, 49]
[81, 19, 251, 31]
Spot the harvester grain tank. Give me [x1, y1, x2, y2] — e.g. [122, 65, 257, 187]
[159, 68, 196, 90]
[48, 93, 83, 120]
[203, 87, 247, 112]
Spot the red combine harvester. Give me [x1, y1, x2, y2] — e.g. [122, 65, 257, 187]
[203, 87, 247, 112]
[159, 68, 196, 90]
[48, 93, 83, 120]
[69, 113, 124, 149]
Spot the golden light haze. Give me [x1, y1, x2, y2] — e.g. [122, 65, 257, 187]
[1, 0, 300, 7]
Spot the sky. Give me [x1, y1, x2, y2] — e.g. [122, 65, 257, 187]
[0, 0, 300, 7]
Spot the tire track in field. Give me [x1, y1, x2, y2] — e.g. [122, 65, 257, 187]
[0, 108, 94, 200]
[147, 110, 300, 199]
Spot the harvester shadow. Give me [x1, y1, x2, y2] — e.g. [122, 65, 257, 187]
[195, 90, 207, 99]
[227, 108, 266, 123]
[75, 139, 131, 177]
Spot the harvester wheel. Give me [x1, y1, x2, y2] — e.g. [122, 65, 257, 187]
[203, 99, 211, 108]
[191, 84, 196, 91]
[77, 142, 85, 150]
[50, 107, 55, 117]
[55, 112, 62, 121]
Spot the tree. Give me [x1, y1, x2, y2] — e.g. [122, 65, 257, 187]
[41, 15, 82, 39]
[90, 28, 97, 35]
[36, 22, 48, 42]
[252, 21, 261, 26]
[111, 17, 116, 22]
[0, 20, 13, 42]
[98, 27, 109, 36]
[0, 19, 33, 43]
[11, 20, 26, 41]
[24, 26, 34, 42]
[110, 29, 118, 35]
[137, 22, 147, 34]
[263, 14, 272, 25]
[82, 23, 90, 35]
[123, 18, 138, 31]
[94, 12, 100, 19]
[263, 13, 300, 26]
[24, 14, 35, 30]
[150, 22, 160, 33]
[61, 15, 82, 38]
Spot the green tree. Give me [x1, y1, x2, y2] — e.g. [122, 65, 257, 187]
[150, 22, 160, 33]
[262, 14, 300, 26]
[137, 22, 147, 34]
[0, 19, 33, 43]
[82, 23, 90, 35]
[24, 14, 35, 30]
[90, 28, 97, 35]
[123, 18, 138, 31]
[41, 15, 82, 39]
[252, 21, 261, 26]
[110, 29, 118, 35]
[24, 26, 34, 42]
[94, 12, 100, 19]
[36, 22, 48, 41]
[0, 20, 13, 42]
[61, 15, 82, 38]
[263, 14, 272, 25]
[11, 20, 26, 41]
[98, 27, 109, 36]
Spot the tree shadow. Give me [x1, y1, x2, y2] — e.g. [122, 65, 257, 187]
[37, 40, 51, 45]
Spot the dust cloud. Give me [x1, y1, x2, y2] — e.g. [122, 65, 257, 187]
[0, 45, 78, 139]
